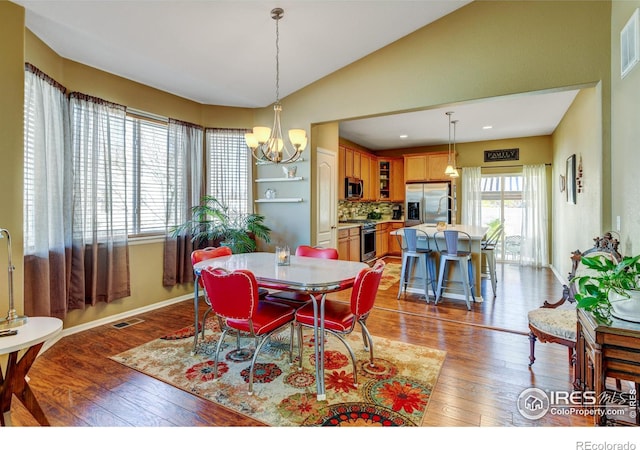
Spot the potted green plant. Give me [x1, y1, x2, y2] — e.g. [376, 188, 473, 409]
[171, 195, 271, 254]
[573, 253, 640, 324]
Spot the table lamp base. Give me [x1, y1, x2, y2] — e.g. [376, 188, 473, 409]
[0, 310, 28, 330]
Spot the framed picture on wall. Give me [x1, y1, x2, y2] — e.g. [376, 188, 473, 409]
[566, 154, 576, 204]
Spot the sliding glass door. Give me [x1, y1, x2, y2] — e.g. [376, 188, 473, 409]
[481, 174, 523, 262]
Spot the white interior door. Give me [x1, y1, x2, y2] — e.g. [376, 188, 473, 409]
[316, 147, 337, 249]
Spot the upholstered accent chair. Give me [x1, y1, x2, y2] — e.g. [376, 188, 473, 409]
[527, 232, 621, 367]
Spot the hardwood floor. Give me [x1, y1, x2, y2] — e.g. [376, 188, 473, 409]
[9, 259, 596, 429]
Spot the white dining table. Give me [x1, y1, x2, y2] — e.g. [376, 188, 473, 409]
[192, 251, 368, 400]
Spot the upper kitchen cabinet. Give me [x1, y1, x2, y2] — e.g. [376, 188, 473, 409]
[379, 158, 404, 202]
[339, 146, 346, 200]
[360, 152, 378, 201]
[339, 144, 377, 201]
[343, 146, 361, 179]
[404, 152, 449, 182]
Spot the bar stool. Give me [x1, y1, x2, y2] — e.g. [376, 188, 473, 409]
[396, 228, 437, 301]
[434, 230, 476, 310]
[481, 223, 504, 297]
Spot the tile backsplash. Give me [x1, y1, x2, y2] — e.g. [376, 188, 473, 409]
[338, 200, 402, 221]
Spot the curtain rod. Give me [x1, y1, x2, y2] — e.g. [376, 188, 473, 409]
[477, 163, 552, 169]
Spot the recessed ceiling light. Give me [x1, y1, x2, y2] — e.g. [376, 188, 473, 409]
[399, 134, 408, 139]
[482, 125, 493, 130]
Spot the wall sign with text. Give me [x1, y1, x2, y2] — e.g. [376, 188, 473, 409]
[484, 148, 519, 162]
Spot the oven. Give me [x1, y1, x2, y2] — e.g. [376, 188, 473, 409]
[360, 222, 376, 262]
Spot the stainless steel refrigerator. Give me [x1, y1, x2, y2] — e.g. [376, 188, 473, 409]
[405, 182, 451, 226]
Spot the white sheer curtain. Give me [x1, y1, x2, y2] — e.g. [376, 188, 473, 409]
[461, 166, 482, 227]
[23, 64, 72, 318]
[521, 164, 549, 267]
[163, 119, 204, 286]
[68, 93, 130, 307]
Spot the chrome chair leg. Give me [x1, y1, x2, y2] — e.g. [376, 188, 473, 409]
[359, 320, 375, 366]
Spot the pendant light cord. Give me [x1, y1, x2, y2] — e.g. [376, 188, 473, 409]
[275, 14, 280, 104]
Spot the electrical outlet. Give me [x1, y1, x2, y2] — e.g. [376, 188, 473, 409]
[617, 216, 621, 232]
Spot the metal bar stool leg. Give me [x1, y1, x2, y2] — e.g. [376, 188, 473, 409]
[459, 259, 472, 310]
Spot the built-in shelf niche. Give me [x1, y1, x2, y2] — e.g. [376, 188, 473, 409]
[255, 198, 303, 203]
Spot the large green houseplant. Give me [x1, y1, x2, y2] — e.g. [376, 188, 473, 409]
[573, 253, 640, 324]
[172, 195, 271, 254]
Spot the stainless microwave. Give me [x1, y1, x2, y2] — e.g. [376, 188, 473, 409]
[345, 177, 363, 199]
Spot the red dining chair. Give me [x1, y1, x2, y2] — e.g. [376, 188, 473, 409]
[295, 245, 339, 259]
[200, 267, 296, 395]
[265, 245, 339, 308]
[294, 259, 385, 387]
[191, 246, 232, 341]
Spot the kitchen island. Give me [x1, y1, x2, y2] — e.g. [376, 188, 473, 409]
[391, 224, 488, 303]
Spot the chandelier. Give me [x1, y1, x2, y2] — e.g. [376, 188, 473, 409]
[444, 112, 459, 178]
[245, 8, 307, 164]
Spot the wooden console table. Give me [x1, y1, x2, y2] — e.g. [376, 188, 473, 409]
[575, 308, 640, 426]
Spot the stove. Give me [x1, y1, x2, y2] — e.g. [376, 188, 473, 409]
[339, 220, 376, 262]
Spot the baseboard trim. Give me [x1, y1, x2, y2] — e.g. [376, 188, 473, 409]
[41, 293, 195, 353]
[549, 263, 567, 285]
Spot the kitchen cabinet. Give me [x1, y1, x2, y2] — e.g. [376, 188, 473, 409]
[379, 158, 404, 202]
[340, 145, 380, 201]
[388, 222, 404, 255]
[375, 222, 389, 258]
[338, 227, 361, 261]
[404, 154, 427, 182]
[360, 153, 372, 200]
[378, 160, 391, 200]
[338, 146, 346, 200]
[403, 152, 450, 182]
[391, 159, 404, 202]
[427, 153, 450, 181]
[343, 146, 361, 179]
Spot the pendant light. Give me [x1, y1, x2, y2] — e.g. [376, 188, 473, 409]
[450, 119, 459, 178]
[244, 8, 307, 164]
[444, 112, 455, 175]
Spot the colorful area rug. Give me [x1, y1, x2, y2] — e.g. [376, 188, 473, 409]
[378, 261, 401, 291]
[110, 319, 446, 426]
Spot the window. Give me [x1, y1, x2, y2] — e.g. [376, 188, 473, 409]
[206, 128, 252, 215]
[126, 113, 170, 235]
[70, 94, 128, 239]
[70, 102, 172, 239]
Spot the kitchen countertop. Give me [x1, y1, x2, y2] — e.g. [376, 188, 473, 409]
[338, 219, 404, 230]
[390, 223, 488, 239]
